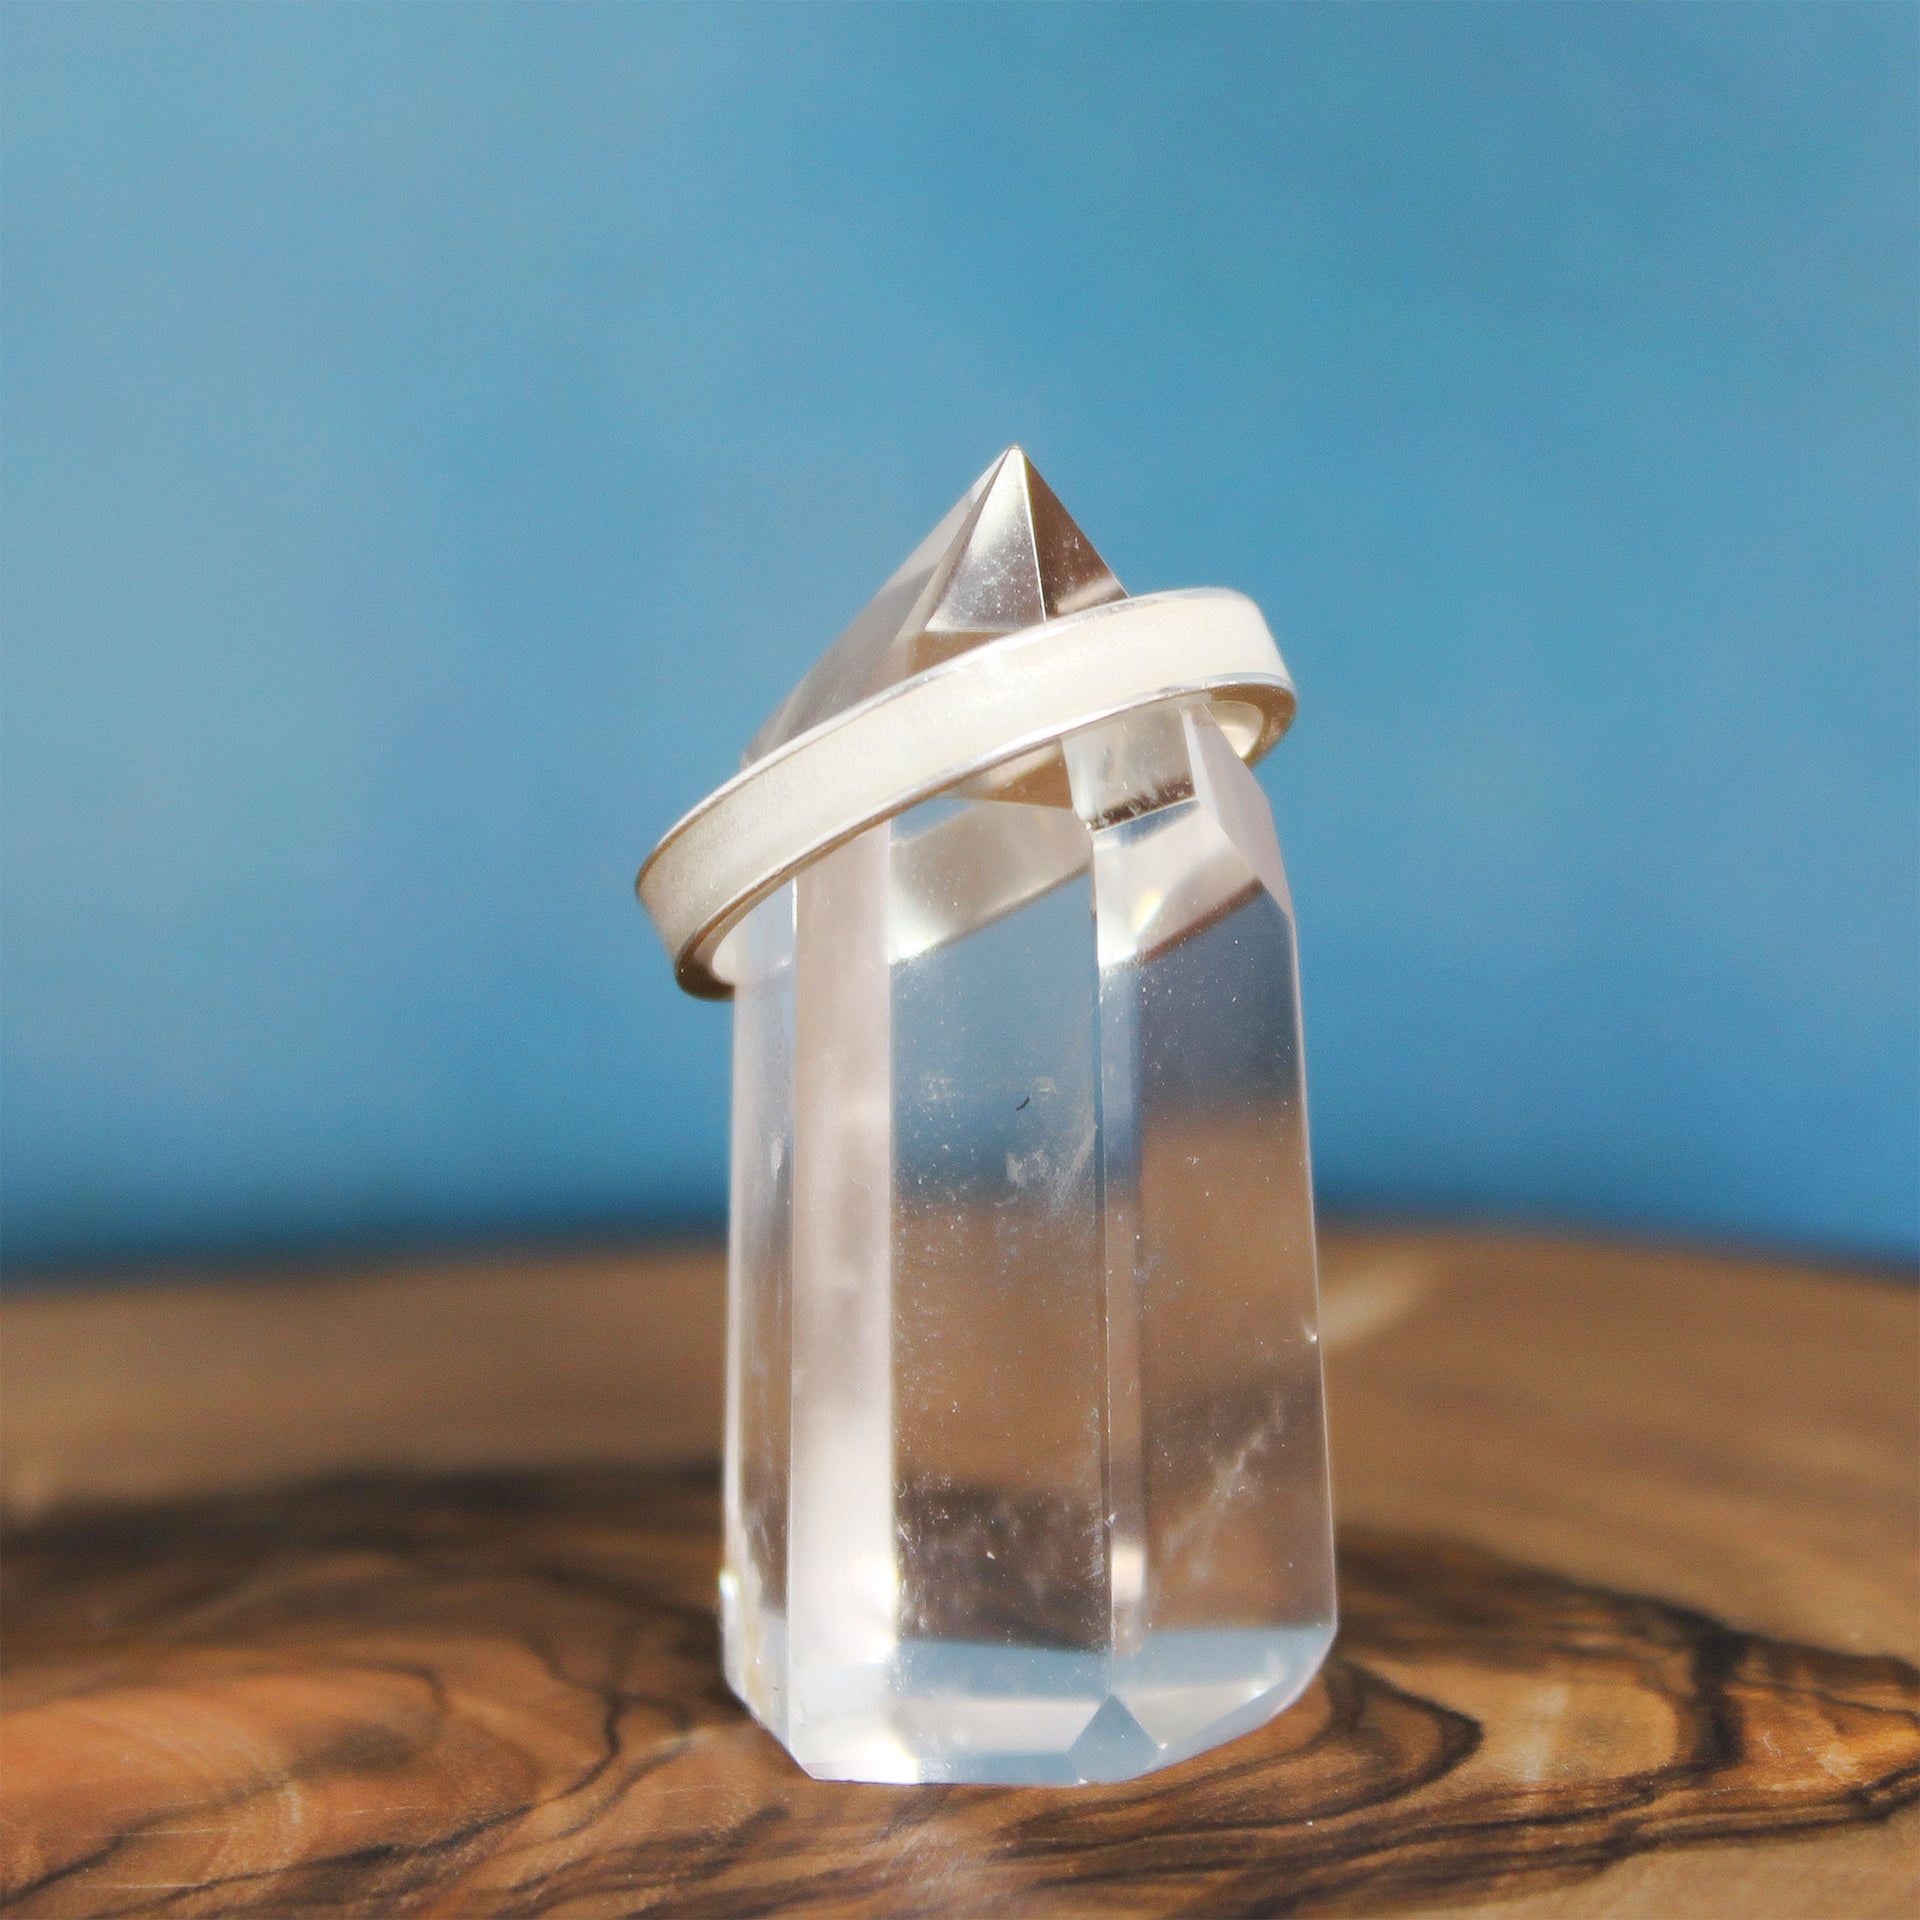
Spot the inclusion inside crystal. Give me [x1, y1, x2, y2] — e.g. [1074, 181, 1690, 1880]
[722, 703, 1334, 1784]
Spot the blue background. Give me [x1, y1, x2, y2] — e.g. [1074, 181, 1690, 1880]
[3, 1, 1915, 1278]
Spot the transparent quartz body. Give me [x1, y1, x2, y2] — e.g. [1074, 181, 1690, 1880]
[720, 702, 1334, 1784]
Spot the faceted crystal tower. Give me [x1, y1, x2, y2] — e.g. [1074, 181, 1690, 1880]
[710, 453, 1334, 1785]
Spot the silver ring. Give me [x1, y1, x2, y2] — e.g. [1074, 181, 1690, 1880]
[637, 587, 1294, 999]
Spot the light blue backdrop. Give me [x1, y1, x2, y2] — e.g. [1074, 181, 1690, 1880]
[3, 2, 1914, 1276]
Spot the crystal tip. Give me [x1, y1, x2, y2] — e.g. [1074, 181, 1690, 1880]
[748, 448, 1127, 762]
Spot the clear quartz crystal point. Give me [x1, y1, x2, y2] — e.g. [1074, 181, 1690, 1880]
[721, 453, 1333, 1784]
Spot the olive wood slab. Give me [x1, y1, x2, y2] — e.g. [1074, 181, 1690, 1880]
[1, 1230, 1915, 1916]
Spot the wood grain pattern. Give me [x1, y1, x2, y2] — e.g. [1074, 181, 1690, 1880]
[1, 1230, 1915, 1917]
[2, 1467, 1915, 1919]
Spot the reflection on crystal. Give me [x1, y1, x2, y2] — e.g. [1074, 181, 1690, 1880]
[724, 693, 1334, 1784]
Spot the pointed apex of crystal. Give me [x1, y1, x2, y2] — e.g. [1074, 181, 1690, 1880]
[747, 448, 1126, 763]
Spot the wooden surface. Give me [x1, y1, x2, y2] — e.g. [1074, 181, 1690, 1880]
[2, 1230, 1916, 1917]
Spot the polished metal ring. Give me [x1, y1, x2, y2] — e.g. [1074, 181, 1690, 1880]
[637, 587, 1294, 999]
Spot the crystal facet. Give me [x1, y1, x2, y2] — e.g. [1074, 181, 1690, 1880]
[747, 448, 1126, 765]
[720, 457, 1333, 1784]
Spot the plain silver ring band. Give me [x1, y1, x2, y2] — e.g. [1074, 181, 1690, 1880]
[636, 588, 1295, 998]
